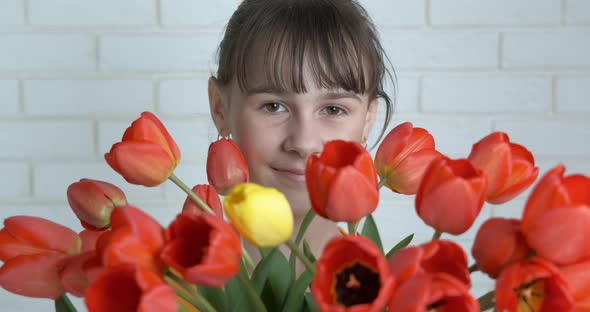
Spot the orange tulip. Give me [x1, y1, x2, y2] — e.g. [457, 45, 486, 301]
[388, 240, 470, 287]
[468, 132, 539, 204]
[67, 178, 127, 230]
[85, 264, 177, 312]
[472, 218, 532, 278]
[0, 216, 81, 299]
[495, 257, 573, 312]
[182, 184, 223, 218]
[105, 111, 181, 187]
[161, 212, 241, 287]
[521, 165, 590, 265]
[416, 157, 487, 235]
[206, 138, 249, 195]
[311, 235, 395, 312]
[561, 259, 590, 311]
[387, 272, 478, 312]
[306, 140, 379, 223]
[375, 122, 441, 195]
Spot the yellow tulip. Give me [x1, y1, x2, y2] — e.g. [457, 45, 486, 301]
[223, 183, 293, 248]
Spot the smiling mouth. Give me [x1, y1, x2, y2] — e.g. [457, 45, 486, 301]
[272, 167, 306, 183]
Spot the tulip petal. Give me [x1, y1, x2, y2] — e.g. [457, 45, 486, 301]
[105, 142, 174, 187]
[324, 167, 379, 223]
[388, 149, 441, 195]
[138, 284, 178, 312]
[522, 165, 568, 223]
[122, 112, 178, 162]
[111, 206, 165, 252]
[0, 253, 66, 299]
[59, 252, 94, 297]
[140, 111, 181, 162]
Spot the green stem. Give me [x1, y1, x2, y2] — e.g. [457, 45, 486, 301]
[290, 209, 316, 273]
[54, 294, 77, 312]
[237, 271, 268, 312]
[347, 222, 359, 235]
[477, 290, 495, 311]
[378, 177, 388, 189]
[168, 173, 214, 215]
[164, 271, 217, 312]
[431, 230, 442, 241]
[468, 263, 479, 273]
[285, 239, 315, 274]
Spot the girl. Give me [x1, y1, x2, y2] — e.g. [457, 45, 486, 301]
[207, 0, 395, 261]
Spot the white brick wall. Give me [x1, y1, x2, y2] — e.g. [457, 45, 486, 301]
[1, 0, 589, 310]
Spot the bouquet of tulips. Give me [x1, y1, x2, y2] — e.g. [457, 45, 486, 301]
[0, 111, 588, 312]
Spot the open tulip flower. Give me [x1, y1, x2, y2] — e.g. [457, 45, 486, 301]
[105, 111, 181, 187]
[67, 178, 128, 230]
[375, 122, 442, 195]
[306, 140, 379, 223]
[416, 157, 487, 235]
[495, 257, 574, 312]
[206, 138, 249, 195]
[311, 235, 395, 312]
[468, 132, 539, 204]
[521, 165, 590, 265]
[472, 218, 532, 278]
[160, 212, 241, 287]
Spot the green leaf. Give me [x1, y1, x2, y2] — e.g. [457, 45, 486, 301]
[361, 214, 384, 253]
[252, 248, 293, 310]
[281, 270, 314, 312]
[302, 240, 317, 264]
[303, 292, 319, 312]
[198, 286, 227, 312]
[385, 233, 414, 259]
[54, 294, 77, 312]
[225, 261, 258, 312]
[290, 209, 316, 272]
[259, 247, 272, 258]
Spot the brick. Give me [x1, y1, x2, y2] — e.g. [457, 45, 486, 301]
[28, 0, 156, 25]
[25, 80, 152, 114]
[0, 34, 94, 71]
[411, 118, 492, 157]
[34, 162, 164, 201]
[557, 76, 590, 112]
[381, 31, 497, 69]
[431, 0, 560, 25]
[0, 162, 29, 197]
[0, 80, 19, 113]
[566, 0, 590, 24]
[503, 31, 590, 68]
[422, 75, 551, 113]
[495, 119, 590, 157]
[159, 79, 210, 114]
[161, 0, 240, 27]
[391, 75, 419, 113]
[100, 34, 219, 71]
[0, 121, 93, 158]
[362, 0, 425, 26]
[0, 0, 24, 25]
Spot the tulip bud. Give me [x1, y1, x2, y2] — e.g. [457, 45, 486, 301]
[206, 138, 249, 195]
[182, 184, 223, 218]
[471, 218, 531, 278]
[416, 157, 487, 235]
[468, 132, 539, 204]
[105, 112, 181, 187]
[67, 179, 127, 230]
[223, 183, 293, 248]
[375, 122, 441, 195]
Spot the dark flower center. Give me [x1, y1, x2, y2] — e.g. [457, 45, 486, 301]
[335, 262, 380, 306]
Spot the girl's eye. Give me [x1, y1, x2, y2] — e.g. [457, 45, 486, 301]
[261, 102, 287, 113]
[322, 105, 346, 116]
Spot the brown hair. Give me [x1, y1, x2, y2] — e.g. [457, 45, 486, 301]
[213, 0, 396, 148]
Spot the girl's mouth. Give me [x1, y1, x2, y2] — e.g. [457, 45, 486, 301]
[272, 167, 306, 183]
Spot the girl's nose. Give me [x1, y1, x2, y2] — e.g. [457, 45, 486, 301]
[282, 119, 323, 160]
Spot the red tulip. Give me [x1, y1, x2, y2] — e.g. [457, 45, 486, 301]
[161, 211, 241, 287]
[416, 157, 487, 235]
[388, 240, 470, 287]
[375, 122, 441, 195]
[182, 184, 223, 218]
[521, 165, 590, 265]
[0, 216, 81, 299]
[561, 259, 590, 311]
[306, 140, 379, 223]
[495, 257, 573, 312]
[206, 138, 249, 195]
[311, 235, 395, 312]
[85, 264, 177, 312]
[387, 272, 478, 312]
[67, 178, 127, 230]
[472, 218, 532, 278]
[468, 132, 539, 204]
[105, 111, 181, 187]
[59, 229, 106, 297]
[96, 205, 165, 273]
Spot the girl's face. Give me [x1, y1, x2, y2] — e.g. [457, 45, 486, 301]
[209, 74, 378, 216]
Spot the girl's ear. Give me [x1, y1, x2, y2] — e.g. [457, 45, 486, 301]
[362, 98, 379, 143]
[208, 77, 230, 136]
